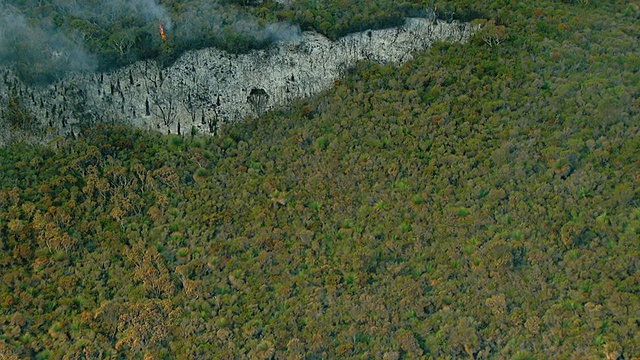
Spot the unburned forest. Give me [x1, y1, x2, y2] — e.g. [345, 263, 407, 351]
[0, 0, 639, 359]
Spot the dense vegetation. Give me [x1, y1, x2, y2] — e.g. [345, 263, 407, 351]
[1, 0, 455, 84]
[1, 0, 639, 358]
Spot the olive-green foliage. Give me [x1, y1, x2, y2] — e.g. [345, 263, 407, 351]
[1, 0, 639, 358]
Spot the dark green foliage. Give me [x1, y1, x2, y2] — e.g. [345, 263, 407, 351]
[1, 0, 639, 358]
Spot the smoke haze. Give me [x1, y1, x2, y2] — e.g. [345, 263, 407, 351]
[0, 2, 96, 84]
[170, 0, 301, 47]
[67, 0, 172, 29]
[0, 0, 302, 84]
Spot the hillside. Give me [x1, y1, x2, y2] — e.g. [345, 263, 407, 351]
[0, 0, 446, 84]
[0, 17, 474, 142]
[1, 0, 639, 359]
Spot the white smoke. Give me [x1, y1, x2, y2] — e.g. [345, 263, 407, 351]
[0, 2, 96, 84]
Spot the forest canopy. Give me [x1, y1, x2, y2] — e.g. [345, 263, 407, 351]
[0, 0, 639, 358]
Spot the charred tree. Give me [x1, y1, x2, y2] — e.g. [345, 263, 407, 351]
[247, 88, 269, 117]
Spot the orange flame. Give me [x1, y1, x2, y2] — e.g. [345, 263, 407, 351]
[158, 23, 167, 41]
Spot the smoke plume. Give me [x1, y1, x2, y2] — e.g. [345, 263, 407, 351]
[0, 0, 301, 84]
[70, 0, 172, 29]
[0, 2, 96, 84]
[172, 0, 301, 47]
